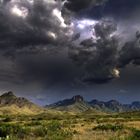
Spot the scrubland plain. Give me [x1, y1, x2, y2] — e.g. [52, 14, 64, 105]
[0, 111, 140, 140]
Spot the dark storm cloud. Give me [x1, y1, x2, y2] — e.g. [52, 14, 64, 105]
[63, 0, 106, 13]
[103, 0, 140, 17]
[68, 0, 140, 84]
[0, 0, 69, 49]
[0, 0, 113, 86]
[61, 0, 107, 20]
[79, 0, 140, 19]
[0, 0, 140, 91]
[119, 33, 140, 67]
[69, 24, 140, 84]
[15, 47, 79, 86]
[69, 20, 119, 83]
[0, 0, 73, 85]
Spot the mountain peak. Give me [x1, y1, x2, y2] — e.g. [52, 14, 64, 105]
[0, 91, 16, 98]
[0, 91, 33, 107]
[107, 100, 121, 105]
[72, 95, 84, 102]
[47, 95, 94, 113]
[0, 91, 44, 115]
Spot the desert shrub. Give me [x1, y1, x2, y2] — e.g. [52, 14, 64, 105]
[0, 124, 30, 139]
[46, 121, 73, 140]
[93, 124, 124, 132]
[3, 117, 12, 122]
[26, 120, 42, 126]
[0, 125, 9, 138]
[109, 128, 140, 140]
[81, 124, 84, 127]
[46, 130, 72, 140]
[71, 125, 75, 128]
[0, 120, 73, 140]
[73, 130, 78, 135]
[34, 126, 47, 137]
[71, 119, 78, 124]
[132, 129, 140, 137]
[47, 121, 61, 132]
[127, 129, 140, 140]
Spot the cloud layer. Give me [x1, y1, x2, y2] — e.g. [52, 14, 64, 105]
[0, 0, 140, 92]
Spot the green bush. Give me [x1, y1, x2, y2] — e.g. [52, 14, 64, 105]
[46, 121, 72, 140]
[26, 120, 42, 126]
[47, 121, 61, 132]
[0, 125, 9, 138]
[0, 124, 30, 139]
[127, 129, 140, 140]
[93, 124, 124, 132]
[34, 126, 47, 137]
[3, 117, 12, 122]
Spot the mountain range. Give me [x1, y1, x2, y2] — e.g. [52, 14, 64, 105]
[47, 95, 140, 113]
[1, 92, 140, 115]
[46, 95, 97, 113]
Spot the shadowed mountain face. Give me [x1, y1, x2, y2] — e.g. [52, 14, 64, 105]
[89, 99, 140, 112]
[0, 91, 33, 107]
[48, 95, 84, 107]
[89, 99, 125, 112]
[47, 95, 95, 113]
[0, 91, 38, 107]
[0, 91, 44, 115]
[47, 95, 140, 113]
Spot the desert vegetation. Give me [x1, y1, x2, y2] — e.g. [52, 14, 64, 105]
[0, 112, 140, 140]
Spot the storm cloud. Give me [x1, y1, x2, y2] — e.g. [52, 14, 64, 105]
[0, 0, 70, 47]
[69, 20, 119, 83]
[0, 0, 73, 85]
[0, 0, 140, 102]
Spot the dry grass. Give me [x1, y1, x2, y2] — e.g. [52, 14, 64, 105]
[0, 112, 140, 140]
[73, 130, 130, 140]
[124, 121, 140, 129]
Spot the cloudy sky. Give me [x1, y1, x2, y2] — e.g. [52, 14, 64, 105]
[0, 0, 140, 105]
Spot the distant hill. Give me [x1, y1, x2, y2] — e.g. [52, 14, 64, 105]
[46, 95, 140, 113]
[46, 95, 102, 113]
[89, 99, 140, 113]
[89, 99, 125, 113]
[0, 91, 45, 115]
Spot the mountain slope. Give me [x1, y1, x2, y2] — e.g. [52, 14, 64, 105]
[0, 91, 45, 115]
[46, 95, 101, 113]
[89, 100, 140, 113]
[47, 95, 140, 113]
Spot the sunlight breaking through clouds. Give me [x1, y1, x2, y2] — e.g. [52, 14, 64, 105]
[77, 19, 98, 30]
[52, 8, 67, 28]
[10, 5, 28, 18]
